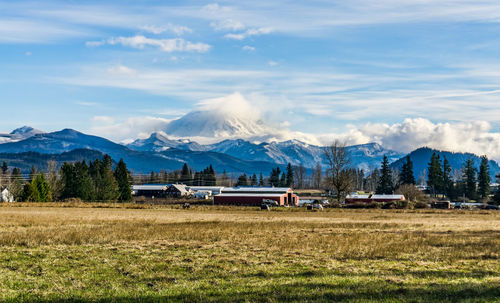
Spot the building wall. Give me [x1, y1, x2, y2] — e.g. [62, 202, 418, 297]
[214, 195, 284, 206]
[214, 193, 299, 206]
[345, 198, 404, 204]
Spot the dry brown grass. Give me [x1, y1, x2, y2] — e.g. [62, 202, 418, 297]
[0, 206, 498, 260]
[0, 205, 498, 302]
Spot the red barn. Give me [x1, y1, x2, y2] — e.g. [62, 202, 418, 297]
[214, 187, 299, 206]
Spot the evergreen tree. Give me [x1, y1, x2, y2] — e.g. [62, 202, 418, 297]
[21, 173, 52, 202]
[97, 155, 119, 201]
[206, 165, 216, 186]
[376, 155, 394, 194]
[493, 174, 500, 205]
[29, 165, 38, 181]
[399, 156, 415, 185]
[442, 157, 453, 198]
[60, 162, 77, 199]
[180, 163, 192, 185]
[74, 161, 94, 201]
[114, 159, 132, 202]
[477, 156, 491, 200]
[427, 153, 443, 197]
[269, 167, 281, 186]
[462, 158, 477, 200]
[250, 174, 258, 186]
[20, 183, 34, 202]
[286, 163, 294, 187]
[279, 172, 287, 187]
[32, 173, 52, 202]
[236, 174, 248, 186]
[259, 173, 264, 186]
[1, 162, 7, 175]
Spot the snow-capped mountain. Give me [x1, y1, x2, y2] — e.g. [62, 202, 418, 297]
[128, 134, 404, 170]
[127, 132, 207, 152]
[163, 110, 278, 141]
[0, 126, 44, 144]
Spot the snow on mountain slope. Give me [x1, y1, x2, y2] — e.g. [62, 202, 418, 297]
[127, 132, 207, 152]
[0, 126, 44, 144]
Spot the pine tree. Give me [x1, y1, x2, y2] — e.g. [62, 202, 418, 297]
[207, 164, 216, 186]
[236, 174, 248, 186]
[279, 172, 287, 187]
[1, 162, 7, 175]
[376, 155, 393, 194]
[399, 156, 415, 185]
[269, 167, 281, 186]
[74, 161, 94, 201]
[258, 173, 264, 186]
[114, 159, 132, 202]
[97, 155, 119, 201]
[29, 165, 38, 181]
[442, 157, 453, 198]
[463, 158, 477, 200]
[427, 153, 443, 197]
[22, 173, 51, 202]
[180, 163, 192, 185]
[477, 156, 491, 200]
[286, 163, 294, 187]
[32, 173, 52, 202]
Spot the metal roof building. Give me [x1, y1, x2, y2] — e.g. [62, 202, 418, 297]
[214, 187, 299, 206]
[345, 193, 405, 204]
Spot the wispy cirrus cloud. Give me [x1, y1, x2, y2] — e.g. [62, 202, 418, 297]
[140, 24, 192, 36]
[87, 35, 211, 53]
[224, 27, 273, 40]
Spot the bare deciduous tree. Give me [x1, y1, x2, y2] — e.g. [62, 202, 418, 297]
[324, 140, 355, 202]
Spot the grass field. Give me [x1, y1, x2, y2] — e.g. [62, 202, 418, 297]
[0, 204, 498, 302]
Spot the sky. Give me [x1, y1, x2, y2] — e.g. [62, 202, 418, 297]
[2, 0, 500, 158]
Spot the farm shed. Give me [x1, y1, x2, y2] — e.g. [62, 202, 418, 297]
[214, 187, 299, 206]
[188, 186, 225, 195]
[166, 184, 192, 197]
[132, 185, 169, 198]
[345, 194, 405, 204]
[0, 188, 14, 202]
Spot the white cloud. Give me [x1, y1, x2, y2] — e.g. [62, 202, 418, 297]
[107, 65, 137, 76]
[224, 27, 272, 40]
[106, 35, 211, 53]
[140, 24, 192, 36]
[210, 19, 245, 31]
[90, 116, 171, 142]
[267, 60, 278, 67]
[328, 118, 500, 160]
[242, 45, 255, 51]
[197, 92, 261, 121]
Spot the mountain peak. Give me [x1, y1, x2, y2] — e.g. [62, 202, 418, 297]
[10, 126, 44, 136]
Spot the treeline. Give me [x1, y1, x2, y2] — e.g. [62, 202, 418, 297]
[0, 155, 132, 202]
[369, 153, 498, 203]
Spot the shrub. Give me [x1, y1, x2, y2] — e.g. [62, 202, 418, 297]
[413, 201, 429, 209]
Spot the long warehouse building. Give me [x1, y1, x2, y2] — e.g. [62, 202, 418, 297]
[213, 187, 299, 206]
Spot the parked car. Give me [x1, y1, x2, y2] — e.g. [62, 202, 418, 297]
[483, 204, 499, 210]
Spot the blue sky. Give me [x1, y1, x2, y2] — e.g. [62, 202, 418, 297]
[2, 0, 500, 157]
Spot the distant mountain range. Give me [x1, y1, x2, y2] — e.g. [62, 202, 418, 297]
[0, 126, 498, 180]
[128, 133, 403, 170]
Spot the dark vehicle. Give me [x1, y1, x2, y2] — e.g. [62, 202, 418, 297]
[431, 201, 451, 209]
[483, 204, 499, 210]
